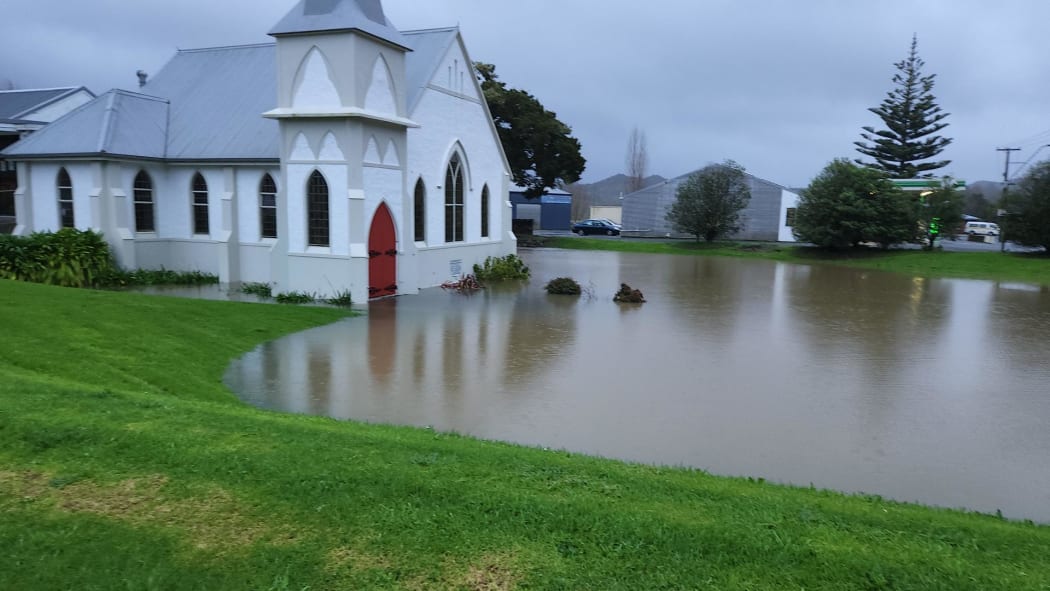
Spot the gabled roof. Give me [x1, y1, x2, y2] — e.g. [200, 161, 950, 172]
[402, 27, 459, 112]
[144, 44, 279, 160]
[0, 87, 93, 121]
[270, 0, 408, 50]
[3, 90, 168, 159]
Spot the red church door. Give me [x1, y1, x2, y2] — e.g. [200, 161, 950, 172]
[368, 203, 398, 299]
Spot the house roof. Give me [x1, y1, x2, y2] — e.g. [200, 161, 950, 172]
[269, 0, 408, 50]
[3, 90, 169, 159]
[402, 27, 458, 112]
[2, 29, 477, 162]
[0, 87, 92, 121]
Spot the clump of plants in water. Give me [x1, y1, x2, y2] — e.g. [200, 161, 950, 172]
[613, 283, 645, 303]
[324, 289, 353, 307]
[114, 268, 219, 286]
[275, 291, 317, 305]
[473, 254, 531, 282]
[240, 282, 274, 298]
[545, 277, 581, 295]
[441, 274, 484, 293]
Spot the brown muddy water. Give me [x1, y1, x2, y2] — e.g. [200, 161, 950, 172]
[224, 249, 1050, 523]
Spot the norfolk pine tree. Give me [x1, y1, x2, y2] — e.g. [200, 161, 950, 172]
[666, 161, 751, 242]
[855, 35, 952, 179]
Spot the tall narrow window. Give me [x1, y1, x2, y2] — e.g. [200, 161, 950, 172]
[785, 207, 797, 228]
[133, 170, 155, 232]
[444, 154, 464, 243]
[260, 173, 277, 239]
[57, 168, 74, 228]
[413, 178, 425, 242]
[307, 170, 329, 247]
[480, 184, 490, 238]
[191, 172, 209, 235]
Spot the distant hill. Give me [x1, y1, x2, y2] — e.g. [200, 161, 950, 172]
[572, 173, 667, 207]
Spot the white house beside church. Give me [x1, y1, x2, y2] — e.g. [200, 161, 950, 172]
[1, 0, 515, 301]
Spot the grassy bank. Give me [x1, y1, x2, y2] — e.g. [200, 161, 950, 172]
[2, 280, 1049, 590]
[535, 236, 1050, 285]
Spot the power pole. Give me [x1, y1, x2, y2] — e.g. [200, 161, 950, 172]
[997, 147, 1020, 251]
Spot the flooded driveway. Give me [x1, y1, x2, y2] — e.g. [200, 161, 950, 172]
[225, 249, 1050, 522]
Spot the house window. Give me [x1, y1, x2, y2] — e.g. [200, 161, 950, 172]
[785, 207, 797, 228]
[480, 184, 490, 238]
[444, 153, 464, 243]
[260, 173, 277, 239]
[413, 177, 425, 242]
[191, 172, 209, 235]
[133, 170, 155, 232]
[307, 170, 329, 247]
[57, 168, 74, 228]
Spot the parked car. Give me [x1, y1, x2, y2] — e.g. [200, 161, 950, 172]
[964, 221, 999, 236]
[572, 219, 621, 236]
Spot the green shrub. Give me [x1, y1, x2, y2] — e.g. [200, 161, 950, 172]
[545, 277, 581, 295]
[109, 268, 219, 286]
[324, 290, 353, 307]
[240, 282, 274, 298]
[275, 291, 317, 305]
[473, 254, 531, 281]
[0, 229, 118, 287]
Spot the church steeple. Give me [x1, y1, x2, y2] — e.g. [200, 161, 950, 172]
[269, 0, 407, 50]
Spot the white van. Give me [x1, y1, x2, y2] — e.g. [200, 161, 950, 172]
[964, 221, 1000, 236]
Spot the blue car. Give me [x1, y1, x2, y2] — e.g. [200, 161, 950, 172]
[572, 219, 621, 236]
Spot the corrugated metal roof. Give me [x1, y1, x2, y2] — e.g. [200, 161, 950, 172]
[3, 28, 472, 162]
[143, 44, 279, 160]
[270, 0, 407, 49]
[2, 90, 169, 159]
[0, 87, 80, 119]
[402, 28, 458, 112]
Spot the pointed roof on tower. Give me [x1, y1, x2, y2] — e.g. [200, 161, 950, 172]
[269, 0, 408, 50]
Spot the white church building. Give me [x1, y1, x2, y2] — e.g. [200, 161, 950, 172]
[1, 0, 515, 301]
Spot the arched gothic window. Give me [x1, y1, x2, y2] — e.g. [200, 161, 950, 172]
[56, 168, 74, 228]
[413, 178, 426, 242]
[260, 173, 277, 239]
[191, 172, 209, 235]
[307, 170, 329, 247]
[444, 154, 464, 243]
[480, 184, 490, 239]
[133, 170, 155, 233]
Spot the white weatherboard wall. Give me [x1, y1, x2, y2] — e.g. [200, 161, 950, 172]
[406, 35, 513, 286]
[778, 189, 800, 243]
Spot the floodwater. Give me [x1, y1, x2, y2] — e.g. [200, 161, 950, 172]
[225, 249, 1050, 523]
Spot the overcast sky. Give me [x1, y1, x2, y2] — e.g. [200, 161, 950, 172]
[3, 0, 1049, 187]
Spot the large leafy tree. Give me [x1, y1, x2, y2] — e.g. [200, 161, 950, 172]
[475, 63, 585, 199]
[794, 159, 916, 249]
[855, 35, 952, 178]
[666, 161, 751, 242]
[1006, 161, 1050, 249]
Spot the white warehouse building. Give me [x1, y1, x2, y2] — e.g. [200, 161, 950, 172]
[1, 0, 515, 301]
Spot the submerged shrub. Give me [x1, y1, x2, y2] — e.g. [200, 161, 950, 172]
[275, 291, 317, 305]
[441, 274, 484, 293]
[112, 268, 219, 286]
[240, 282, 274, 298]
[545, 277, 581, 295]
[613, 283, 645, 303]
[324, 290, 353, 307]
[473, 254, 531, 282]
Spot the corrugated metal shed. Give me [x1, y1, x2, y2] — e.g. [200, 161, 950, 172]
[269, 0, 408, 50]
[3, 90, 169, 159]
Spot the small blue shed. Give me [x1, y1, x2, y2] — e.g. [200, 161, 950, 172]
[509, 185, 572, 231]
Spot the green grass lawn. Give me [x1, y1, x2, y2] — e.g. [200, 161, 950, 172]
[536, 237, 1050, 285]
[1, 279, 1049, 590]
